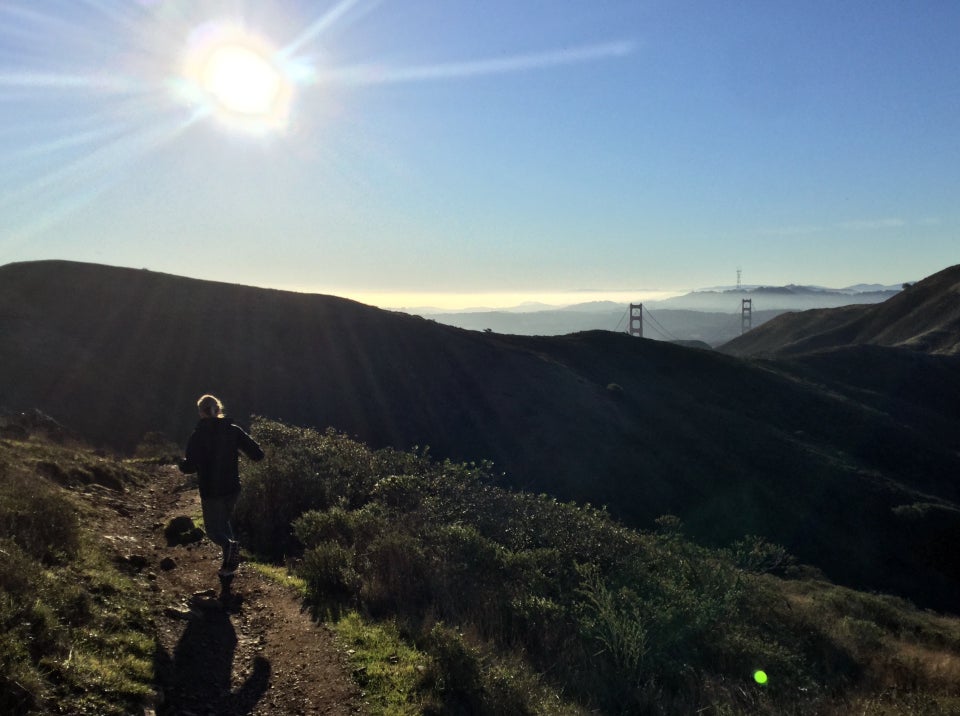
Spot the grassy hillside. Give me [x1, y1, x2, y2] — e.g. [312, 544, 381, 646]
[2, 421, 960, 714]
[0, 433, 155, 714]
[722, 264, 960, 357]
[234, 418, 960, 715]
[2, 260, 960, 611]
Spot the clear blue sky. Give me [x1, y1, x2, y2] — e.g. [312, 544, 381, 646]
[1, 0, 957, 308]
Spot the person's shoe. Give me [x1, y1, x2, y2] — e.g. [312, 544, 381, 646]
[217, 565, 236, 578]
[224, 540, 241, 571]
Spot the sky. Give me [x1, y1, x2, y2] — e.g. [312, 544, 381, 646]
[1, 0, 957, 310]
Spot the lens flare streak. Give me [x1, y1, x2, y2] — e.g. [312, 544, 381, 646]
[0, 72, 137, 92]
[279, 0, 370, 60]
[2, 115, 200, 210]
[313, 41, 637, 86]
[7, 126, 127, 161]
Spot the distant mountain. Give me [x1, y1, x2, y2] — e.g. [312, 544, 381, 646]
[647, 284, 900, 313]
[2, 260, 959, 610]
[416, 284, 900, 343]
[722, 264, 960, 357]
[842, 283, 906, 293]
[417, 305, 787, 345]
[561, 300, 624, 313]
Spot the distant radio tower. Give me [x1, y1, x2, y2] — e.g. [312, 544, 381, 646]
[736, 267, 742, 291]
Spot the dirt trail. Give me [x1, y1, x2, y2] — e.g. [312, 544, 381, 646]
[91, 463, 364, 716]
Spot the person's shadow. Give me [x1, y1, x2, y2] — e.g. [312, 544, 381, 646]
[154, 586, 271, 715]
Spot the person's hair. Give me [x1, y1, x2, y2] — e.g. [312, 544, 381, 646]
[197, 394, 225, 418]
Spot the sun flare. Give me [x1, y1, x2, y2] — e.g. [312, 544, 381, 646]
[181, 23, 294, 134]
[203, 44, 281, 115]
[0, 0, 635, 241]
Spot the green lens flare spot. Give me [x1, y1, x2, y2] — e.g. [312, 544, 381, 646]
[753, 670, 768, 685]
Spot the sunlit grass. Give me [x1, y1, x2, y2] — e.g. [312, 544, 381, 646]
[247, 561, 308, 599]
[332, 611, 431, 716]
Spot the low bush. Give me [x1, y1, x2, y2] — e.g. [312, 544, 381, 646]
[300, 541, 359, 617]
[724, 534, 795, 575]
[234, 421, 809, 710]
[421, 624, 484, 713]
[235, 420, 430, 558]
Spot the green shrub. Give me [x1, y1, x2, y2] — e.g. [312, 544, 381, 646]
[361, 531, 431, 616]
[299, 541, 359, 605]
[226, 419, 960, 714]
[293, 506, 358, 548]
[575, 563, 649, 684]
[725, 535, 795, 575]
[839, 617, 885, 654]
[236, 420, 416, 557]
[236, 441, 337, 556]
[422, 624, 484, 713]
[370, 474, 426, 512]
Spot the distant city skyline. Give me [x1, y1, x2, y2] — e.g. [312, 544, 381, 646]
[1, 1, 957, 309]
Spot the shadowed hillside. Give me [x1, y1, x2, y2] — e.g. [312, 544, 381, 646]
[721, 264, 960, 357]
[3, 260, 960, 610]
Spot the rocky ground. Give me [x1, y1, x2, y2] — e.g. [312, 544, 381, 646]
[83, 463, 364, 716]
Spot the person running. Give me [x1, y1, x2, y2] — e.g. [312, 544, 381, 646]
[178, 394, 264, 578]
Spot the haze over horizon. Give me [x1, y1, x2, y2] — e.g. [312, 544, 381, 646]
[1, 1, 957, 310]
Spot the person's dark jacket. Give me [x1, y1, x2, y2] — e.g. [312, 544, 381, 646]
[178, 417, 264, 498]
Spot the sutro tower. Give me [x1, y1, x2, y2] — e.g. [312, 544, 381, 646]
[736, 267, 742, 291]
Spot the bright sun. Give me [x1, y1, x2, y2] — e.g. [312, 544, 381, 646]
[182, 23, 294, 134]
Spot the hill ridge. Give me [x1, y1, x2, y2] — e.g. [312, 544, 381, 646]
[722, 263, 960, 357]
[3, 259, 960, 610]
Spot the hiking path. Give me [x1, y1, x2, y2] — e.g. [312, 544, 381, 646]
[88, 463, 365, 716]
